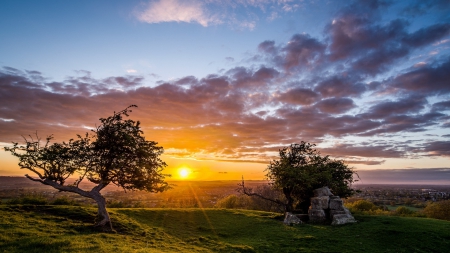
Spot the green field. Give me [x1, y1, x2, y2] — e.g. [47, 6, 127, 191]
[0, 205, 449, 252]
[386, 205, 423, 212]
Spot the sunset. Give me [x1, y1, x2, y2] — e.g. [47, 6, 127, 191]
[2, 1, 450, 184]
[1, 1, 450, 251]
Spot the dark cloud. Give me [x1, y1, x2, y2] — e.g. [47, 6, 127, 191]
[423, 141, 450, 156]
[314, 76, 366, 98]
[321, 144, 405, 158]
[280, 34, 325, 71]
[402, 23, 450, 48]
[345, 160, 386, 166]
[365, 95, 427, 119]
[432, 100, 450, 111]
[315, 97, 355, 114]
[357, 168, 450, 184]
[388, 58, 450, 95]
[324, 0, 450, 76]
[277, 88, 319, 105]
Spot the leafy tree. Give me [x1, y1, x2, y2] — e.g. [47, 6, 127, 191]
[424, 200, 450, 221]
[240, 142, 357, 213]
[4, 105, 170, 231]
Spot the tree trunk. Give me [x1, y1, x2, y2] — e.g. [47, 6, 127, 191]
[283, 188, 294, 213]
[91, 191, 113, 232]
[26, 176, 114, 232]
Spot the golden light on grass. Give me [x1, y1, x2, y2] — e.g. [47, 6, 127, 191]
[178, 167, 191, 179]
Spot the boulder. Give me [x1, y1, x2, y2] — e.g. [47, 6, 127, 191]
[313, 187, 333, 197]
[329, 209, 346, 219]
[308, 187, 357, 225]
[331, 213, 357, 225]
[310, 196, 330, 210]
[329, 198, 344, 210]
[283, 212, 302, 225]
[308, 209, 327, 223]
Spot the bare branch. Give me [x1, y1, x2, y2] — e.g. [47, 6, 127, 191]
[238, 176, 285, 207]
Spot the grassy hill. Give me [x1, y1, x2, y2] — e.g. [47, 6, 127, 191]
[0, 205, 449, 252]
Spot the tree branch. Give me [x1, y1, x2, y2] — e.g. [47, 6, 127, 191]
[238, 177, 285, 207]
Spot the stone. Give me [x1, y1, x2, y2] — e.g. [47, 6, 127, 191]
[307, 187, 357, 225]
[329, 198, 344, 210]
[308, 209, 327, 223]
[284, 212, 302, 225]
[329, 209, 346, 219]
[331, 213, 357, 225]
[310, 196, 329, 210]
[313, 186, 334, 197]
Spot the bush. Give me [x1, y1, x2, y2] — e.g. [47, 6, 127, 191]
[346, 200, 379, 212]
[394, 206, 415, 216]
[423, 200, 450, 221]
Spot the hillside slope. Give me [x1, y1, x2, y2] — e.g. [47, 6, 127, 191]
[0, 205, 449, 252]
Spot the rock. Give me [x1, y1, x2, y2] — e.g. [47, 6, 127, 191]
[308, 209, 327, 223]
[313, 187, 334, 197]
[329, 198, 344, 210]
[329, 209, 346, 219]
[284, 212, 302, 225]
[331, 213, 357, 225]
[310, 196, 330, 210]
[308, 187, 357, 225]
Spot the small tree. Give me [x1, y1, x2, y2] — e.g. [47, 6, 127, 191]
[4, 105, 170, 231]
[240, 142, 357, 213]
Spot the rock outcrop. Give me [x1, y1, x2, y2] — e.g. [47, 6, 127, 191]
[308, 187, 356, 225]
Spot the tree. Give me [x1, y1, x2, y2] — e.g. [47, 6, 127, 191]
[4, 105, 170, 231]
[240, 142, 357, 213]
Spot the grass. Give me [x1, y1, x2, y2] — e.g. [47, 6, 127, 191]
[0, 205, 449, 252]
[386, 205, 423, 212]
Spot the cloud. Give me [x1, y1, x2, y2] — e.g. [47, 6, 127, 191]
[277, 88, 319, 105]
[315, 98, 355, 114]
[364, 95, 428, 119]
[3, 0, 450, 167]
[314, 76, 366, 98]
[422, 141, 450, 156]
[387, 58, 450, 95]
[135, 0, 305, 29]
[137, 0, 216, 27]
[357, 168, 450, 184]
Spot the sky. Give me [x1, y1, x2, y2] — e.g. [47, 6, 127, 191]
[1, 0, 450, 184]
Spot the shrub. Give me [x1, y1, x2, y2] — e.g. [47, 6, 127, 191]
[346, 200, 379, 212]
[394, 206, 415, 216]
[423, 200, 450, 221]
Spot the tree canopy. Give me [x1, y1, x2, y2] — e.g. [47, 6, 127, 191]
[4, 105, 170, 231]
[241, 142, 357, 213]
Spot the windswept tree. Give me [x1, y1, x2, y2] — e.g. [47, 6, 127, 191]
[240, 142, 357, 213]
[4, 105, 170, 231]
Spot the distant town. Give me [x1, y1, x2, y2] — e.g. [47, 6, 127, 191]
[1, 176, 449, 211]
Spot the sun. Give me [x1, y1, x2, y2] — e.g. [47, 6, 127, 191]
[178, 167, 191, 179]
